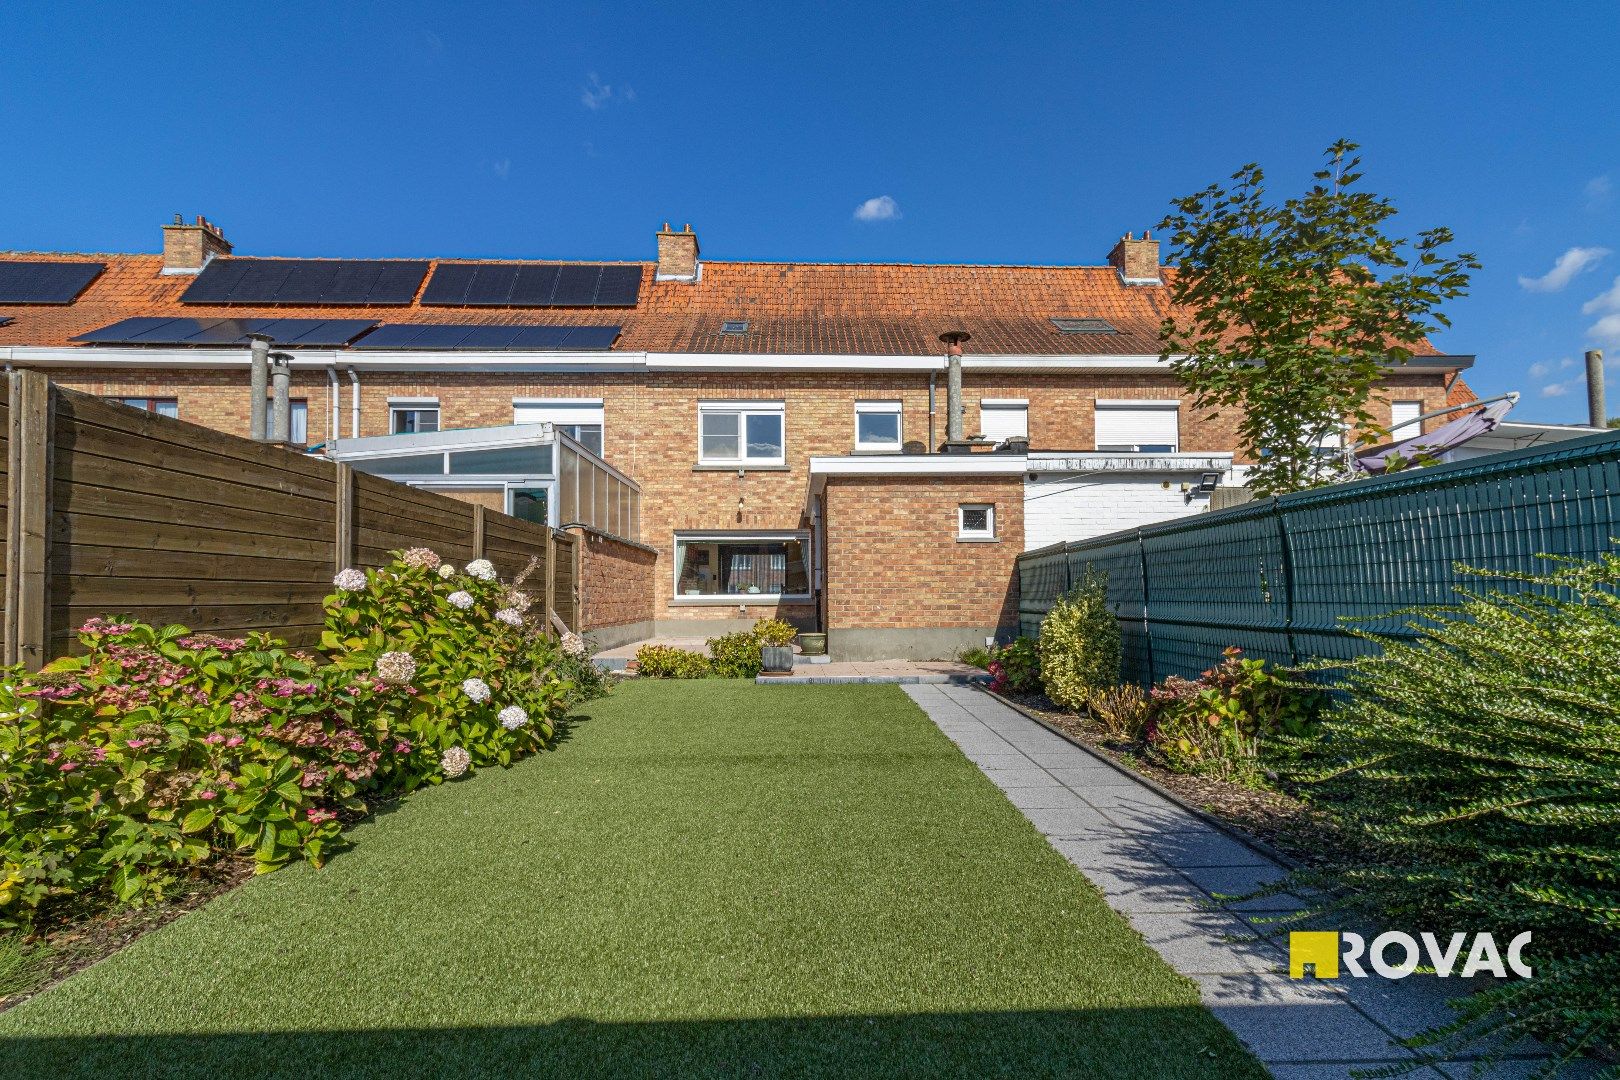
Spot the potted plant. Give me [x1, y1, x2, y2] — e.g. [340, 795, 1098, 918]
[761, 643, 794, 673]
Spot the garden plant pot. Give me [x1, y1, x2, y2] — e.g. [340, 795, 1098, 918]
[798, 633, 826, 657]
[761, 645, 795, 673]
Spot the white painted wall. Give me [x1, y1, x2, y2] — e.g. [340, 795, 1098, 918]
[1024, 473, 1217, 550]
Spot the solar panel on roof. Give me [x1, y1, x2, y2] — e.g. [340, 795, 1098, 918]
[594, 265, 643, 307]
[350, 323, 621, 350]
[179, 258, 429, 305]
[73, 317, 377, 347]
[0, 261, 106, 304]
[421, 262, 641, 307]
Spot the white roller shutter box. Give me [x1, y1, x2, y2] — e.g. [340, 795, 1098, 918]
[514, 399, 605, 427]
[1094, 402, 1179, 451]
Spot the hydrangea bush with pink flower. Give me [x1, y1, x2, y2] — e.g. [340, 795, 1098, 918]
[0, 549, 598, 932]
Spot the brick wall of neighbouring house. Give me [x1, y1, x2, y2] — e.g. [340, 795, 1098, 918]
[41, 366, 1457, 623]
[578, 528, 658, 634]
[822, 474, 1024, 633]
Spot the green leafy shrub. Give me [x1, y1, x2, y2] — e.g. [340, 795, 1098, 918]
[1086, 683, 1152, 742]
[987, 637, 1040, 694]
[0, 550, 574, 932]
[958, 646, 993, 670]
[752, 619, 799, 647]
[1037, 571, 1121, 710]
[1146, 648, 1320, 782]
[634, 645, 711, 679]
[706, 630, 764, 679]
[1283, 553, 1620, 1068]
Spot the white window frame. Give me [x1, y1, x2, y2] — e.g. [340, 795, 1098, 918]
[853, 400, 903, 453]
[957, 503, 996, 541]
[697, 401, 785, 466]
[979, 399, 1029, 441]
[1093, 400, 1180, 452]
[671, 530, 812, 604]
[1390, 400, 1424, 439]
[514, 398, 605, 457]
[389, 398, 441, 436]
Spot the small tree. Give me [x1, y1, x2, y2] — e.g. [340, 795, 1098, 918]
[1038, 570, 1121, 710]
[1158, 141, 1478, 496]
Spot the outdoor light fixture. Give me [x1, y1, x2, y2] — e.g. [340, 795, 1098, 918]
[1197, 471, 1221, 492]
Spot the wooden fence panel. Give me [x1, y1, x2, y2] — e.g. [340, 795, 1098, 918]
[552, 533, 579, 630]
[0, 379, 584, 664]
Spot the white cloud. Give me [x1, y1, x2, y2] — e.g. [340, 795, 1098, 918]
[581, 73, 630, 111]
[1589, 312, 1620, 348]
[1518, 246, 1611, 292]
[1586, 174, 1613, 210]
[853, 195, 901, 222]
[1542, 381, 1570, 397]
[1582, 275, 1620, 315]
[492, 158, 511, 180]
[1528, 360, 1552, 378]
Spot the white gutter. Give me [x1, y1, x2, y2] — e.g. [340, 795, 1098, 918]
[807, 452, 1028, 496]
[0, 346, 1474, 375]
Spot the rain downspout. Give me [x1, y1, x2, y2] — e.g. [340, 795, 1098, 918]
[927, 370, 936, 451]
[327, 367, 340, 450]
[347, 367, 360, 438]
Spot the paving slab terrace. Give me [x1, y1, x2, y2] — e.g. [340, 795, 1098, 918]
[901, 683, 1591, 1079]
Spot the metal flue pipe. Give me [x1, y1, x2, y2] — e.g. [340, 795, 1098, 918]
[270, 353, 292, 444]
[247, 333, 272, 440]
[1586, 350, 1606, 428]
[940, 330, 970, 445]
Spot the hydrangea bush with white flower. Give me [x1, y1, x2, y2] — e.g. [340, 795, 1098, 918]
[0, 547, 601, 932]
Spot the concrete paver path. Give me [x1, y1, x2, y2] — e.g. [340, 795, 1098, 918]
[904, 684, 1588, 1080]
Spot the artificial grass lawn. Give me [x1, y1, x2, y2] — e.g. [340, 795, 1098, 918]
[0, 681, 1265, 1079]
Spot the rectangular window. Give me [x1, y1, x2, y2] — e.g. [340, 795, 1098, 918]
[1094, 401, 1179, 452]
[698, 402, 784, 465]
[674, 533, 810, 598]
[514, 399, 605, 457]
[112, 397, 179, 419]
[1391, 400, 1424, 439]
[958, 503, 996, 540]
[390, 401, 441, 435]
[979, 400, 1028, 441]
[261, 398, 309, 444]
[854, 400, 903, 452]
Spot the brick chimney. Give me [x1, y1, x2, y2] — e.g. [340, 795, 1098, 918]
[655, 222, 700, 283]
[162, 214, 232, 275]
[1107, 230, 1160, 285]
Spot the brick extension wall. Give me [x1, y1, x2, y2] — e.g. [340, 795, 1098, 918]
[821, 473, 1024, 660]
[43, 367, 1456, 625]
[577, 528, 658, 649]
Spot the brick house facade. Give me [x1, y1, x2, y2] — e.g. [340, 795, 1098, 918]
[0, 218, 1475, 658]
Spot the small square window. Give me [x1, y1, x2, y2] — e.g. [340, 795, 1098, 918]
[721, 320, 749, 335]
[391, 405, 441, 435]
[958, 503, 995, 540]
[854, 401, 902, 451]
[1051, 317, 1118, 334]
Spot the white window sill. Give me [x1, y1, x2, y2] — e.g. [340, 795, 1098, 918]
[853, 445, 903, 454]
[956, 536, 1001, 543]
[693, 463, 790, 472]
[669, 594, 812, 606]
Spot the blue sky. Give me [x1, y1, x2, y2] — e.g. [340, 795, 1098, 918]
[3, 1, 1617, 421]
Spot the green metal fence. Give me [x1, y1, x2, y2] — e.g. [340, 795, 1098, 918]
[1017, 429, 1620, 685]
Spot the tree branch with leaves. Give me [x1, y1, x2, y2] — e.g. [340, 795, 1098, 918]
[1157, 141, 1478, 496]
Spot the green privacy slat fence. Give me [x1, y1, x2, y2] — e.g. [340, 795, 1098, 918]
[1017, 429, 1620, 686]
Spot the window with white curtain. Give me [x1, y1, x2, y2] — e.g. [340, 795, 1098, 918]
[1094, 401, 1179, 452]
[979, 400, 1028, 441]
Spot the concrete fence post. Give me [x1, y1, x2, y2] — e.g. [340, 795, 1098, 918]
[471, 505, 486, 559]
[5, 370, 53, 669]
[543, 528, 557, 637]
